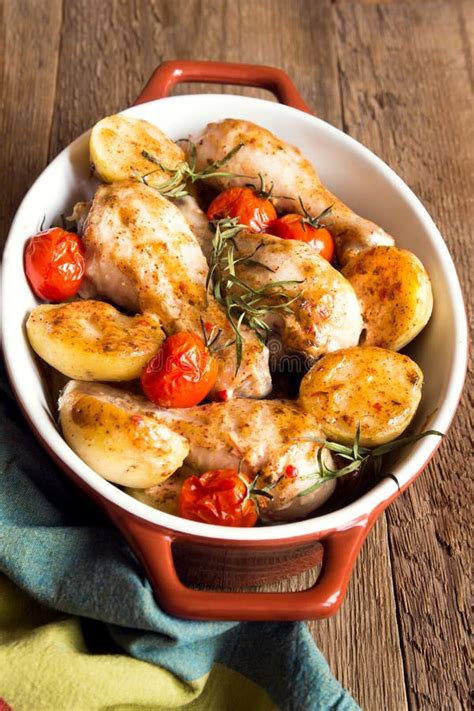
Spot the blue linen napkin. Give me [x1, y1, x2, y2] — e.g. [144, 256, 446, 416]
[0, 360, 359, 710]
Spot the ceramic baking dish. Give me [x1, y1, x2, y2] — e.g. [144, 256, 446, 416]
[2, 60, 468, 620]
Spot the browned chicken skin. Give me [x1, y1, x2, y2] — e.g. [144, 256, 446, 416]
[59, 380, 337, 521]
[231, 232, 363, 358]
[174, 196, 362, 359]
[190, 118, 395, 265]
[80, 181, 272, 399]
[58, 345, 424, 519]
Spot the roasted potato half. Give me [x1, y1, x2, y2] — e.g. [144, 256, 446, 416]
[26, 300, 164, 381]
[90, 114, 185, 186]
[342, 246, 433, 351]
[299, 346, 423, 447]
[59, 381, 188, 488]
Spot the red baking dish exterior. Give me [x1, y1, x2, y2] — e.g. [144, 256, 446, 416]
[2, 60, 468, 621]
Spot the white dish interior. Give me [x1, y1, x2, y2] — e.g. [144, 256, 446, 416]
[1, 94, 467, 541]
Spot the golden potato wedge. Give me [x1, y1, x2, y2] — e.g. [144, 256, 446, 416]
[59, 381, 188, 488]
[26, 300, 164, 381]
[342, 246, 433, 351]
[126, 467, 194, 515]
[299, 346, 423, 447]
[89, 114, 185, 186]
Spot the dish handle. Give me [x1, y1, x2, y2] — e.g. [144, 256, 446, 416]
[133, 59, 312, 113]
[112, 510, 376, 621]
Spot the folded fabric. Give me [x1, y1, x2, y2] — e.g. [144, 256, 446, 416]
[0, 362, 359, 711]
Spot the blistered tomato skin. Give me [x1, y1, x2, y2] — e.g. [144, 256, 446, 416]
[207, 187, 277, 232]
[178, 469, 258, 527]
[24, 227, 85, 302]
[140, 332, 218, 408]
[267, 214, 335, 262]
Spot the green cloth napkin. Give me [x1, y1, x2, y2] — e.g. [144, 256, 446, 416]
[0, 362, 359, 711]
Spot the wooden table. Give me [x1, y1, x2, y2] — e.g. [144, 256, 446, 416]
[1, 1, 471, 709]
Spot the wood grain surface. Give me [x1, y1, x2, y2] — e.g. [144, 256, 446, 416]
[1, 1, 471, 709]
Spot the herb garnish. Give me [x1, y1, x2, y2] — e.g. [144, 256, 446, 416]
[134, 141, 248, 198]
[295, 427, 444, 498]
[206, 217, 303, 372]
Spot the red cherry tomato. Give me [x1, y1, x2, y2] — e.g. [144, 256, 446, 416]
[141, 332, 218, 408]
[24, 227, 85, 301]
[178, 469, 258, 527]
[207, 187, 277, 232]
[267, 214, 334, 262]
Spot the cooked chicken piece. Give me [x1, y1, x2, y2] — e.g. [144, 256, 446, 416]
[299, 346, 423, 447]
[342, 247, 433, 351]
[81, 181, 207, 316]
[90, 114, 185, 187]
[231, 232, 363, 358]
[59, 381, 189, 488]
[81, 181, 271, 399]
[26, 300, 165, 381]
[158, 397, 337, 521]
[173, 197, 362, 358]
[191, 118, 394, 265]
[173, 195, 214, 259]
[59, 380, 337, 521]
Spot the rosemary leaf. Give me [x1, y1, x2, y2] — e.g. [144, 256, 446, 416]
[296, 428, 443, 499]
[242, 259, 276, 272]
[369, 429, 444, 457]
[202, 142, 244, 172]
[137, 142, 248, 198]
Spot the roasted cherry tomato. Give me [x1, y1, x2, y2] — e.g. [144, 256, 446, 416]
[178, 469, 258, 527]
[141, 332, 218, 408]
[267, 214, 334, 262]
[207, 186, 277, 232]
[24, 227, 85, 301]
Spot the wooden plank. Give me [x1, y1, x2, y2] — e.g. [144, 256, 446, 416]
[334, 1, 473, 708]
[334, 1, 411, 6]
[45, 2, 407, 708]
[48, 0, 165, 157]
[0, 0, 63, 249]
[48, 0, 342, 156]
[310, 516, 409, 711]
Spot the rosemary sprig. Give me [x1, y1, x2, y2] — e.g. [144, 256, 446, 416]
[206, 217, 304, 372]
[295, 427, 444, 498]
[135, 141, 249, 198]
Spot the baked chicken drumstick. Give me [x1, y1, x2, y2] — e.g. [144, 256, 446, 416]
[190, 118, 395, 265]
[59, 380, 337, 522]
